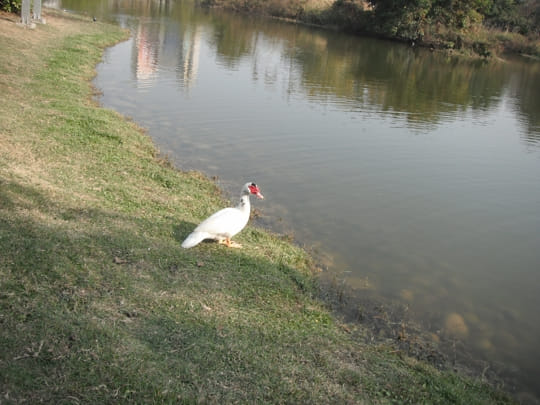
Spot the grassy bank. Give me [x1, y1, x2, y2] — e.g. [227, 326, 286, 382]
[0, 9, 514, 403]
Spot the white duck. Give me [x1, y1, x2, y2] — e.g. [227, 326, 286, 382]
[181, 182, 264, 249]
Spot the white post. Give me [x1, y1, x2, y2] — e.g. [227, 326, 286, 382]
[20, 0, 31, 25]
[33, 0, 43, 23]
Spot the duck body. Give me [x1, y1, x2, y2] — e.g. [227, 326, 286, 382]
[181, 182, 263, 249]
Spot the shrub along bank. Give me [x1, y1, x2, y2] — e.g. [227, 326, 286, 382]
[202, 0, 540, 57]
[0, 9, 514, 403]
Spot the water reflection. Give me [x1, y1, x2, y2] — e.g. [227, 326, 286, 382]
[131, 15, 203, 88]
[56, 0, 540, 140]
[285, 31, 540, 136]
[134, 22, 158, 82]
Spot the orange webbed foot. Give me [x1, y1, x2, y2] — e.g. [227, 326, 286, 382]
[219, 238, 243, 248]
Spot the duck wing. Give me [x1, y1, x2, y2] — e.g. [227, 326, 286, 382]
[181, 207, 249, 248]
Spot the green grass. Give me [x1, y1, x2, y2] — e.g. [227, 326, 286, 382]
[0, 9, 514, 404]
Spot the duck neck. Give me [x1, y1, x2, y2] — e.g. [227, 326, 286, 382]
[237, 194, 251, 213]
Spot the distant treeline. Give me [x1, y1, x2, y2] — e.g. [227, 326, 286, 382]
[327, 0, 540, 36]
[201, 0, 540, 56]
[3, 0, 537, 56]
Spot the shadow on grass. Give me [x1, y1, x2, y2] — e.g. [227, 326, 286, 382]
[172, 221, 195, 244]
[1, 178, 364, 403]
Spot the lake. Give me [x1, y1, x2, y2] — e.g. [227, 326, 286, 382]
[46, 0, 540, 400]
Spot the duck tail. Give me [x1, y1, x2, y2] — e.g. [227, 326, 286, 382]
[181, 232, 208, 248]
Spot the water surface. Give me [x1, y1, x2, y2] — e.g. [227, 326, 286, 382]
[48, 0, 540, 399]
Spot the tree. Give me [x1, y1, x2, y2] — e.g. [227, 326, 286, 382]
[0, 0, 21, 13]
[370, 0, 433, 41]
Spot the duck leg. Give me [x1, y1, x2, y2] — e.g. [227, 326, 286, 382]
[219, 238, 243, 248]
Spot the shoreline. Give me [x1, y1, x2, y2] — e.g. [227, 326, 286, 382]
[0, 8, 519, 403]
[202, 0, 540, 59]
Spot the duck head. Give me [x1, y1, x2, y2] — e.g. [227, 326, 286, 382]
[245, 182, 264, 199]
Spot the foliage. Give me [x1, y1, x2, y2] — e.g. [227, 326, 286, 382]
[368, 0, 539, 40]
[369, 0, 432, 40]
[0, 0, 21, 13]
[328, 0, 539, 53]
[320, 0, 370, 32]
[367, 0, 491, 41]
[204, 0, 539, 56]
[484, 0, 540, 34]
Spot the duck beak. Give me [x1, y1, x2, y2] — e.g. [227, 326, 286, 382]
[255, 191, 264, 199]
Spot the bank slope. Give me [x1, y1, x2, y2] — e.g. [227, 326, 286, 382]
[0, 9, 513, 404]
